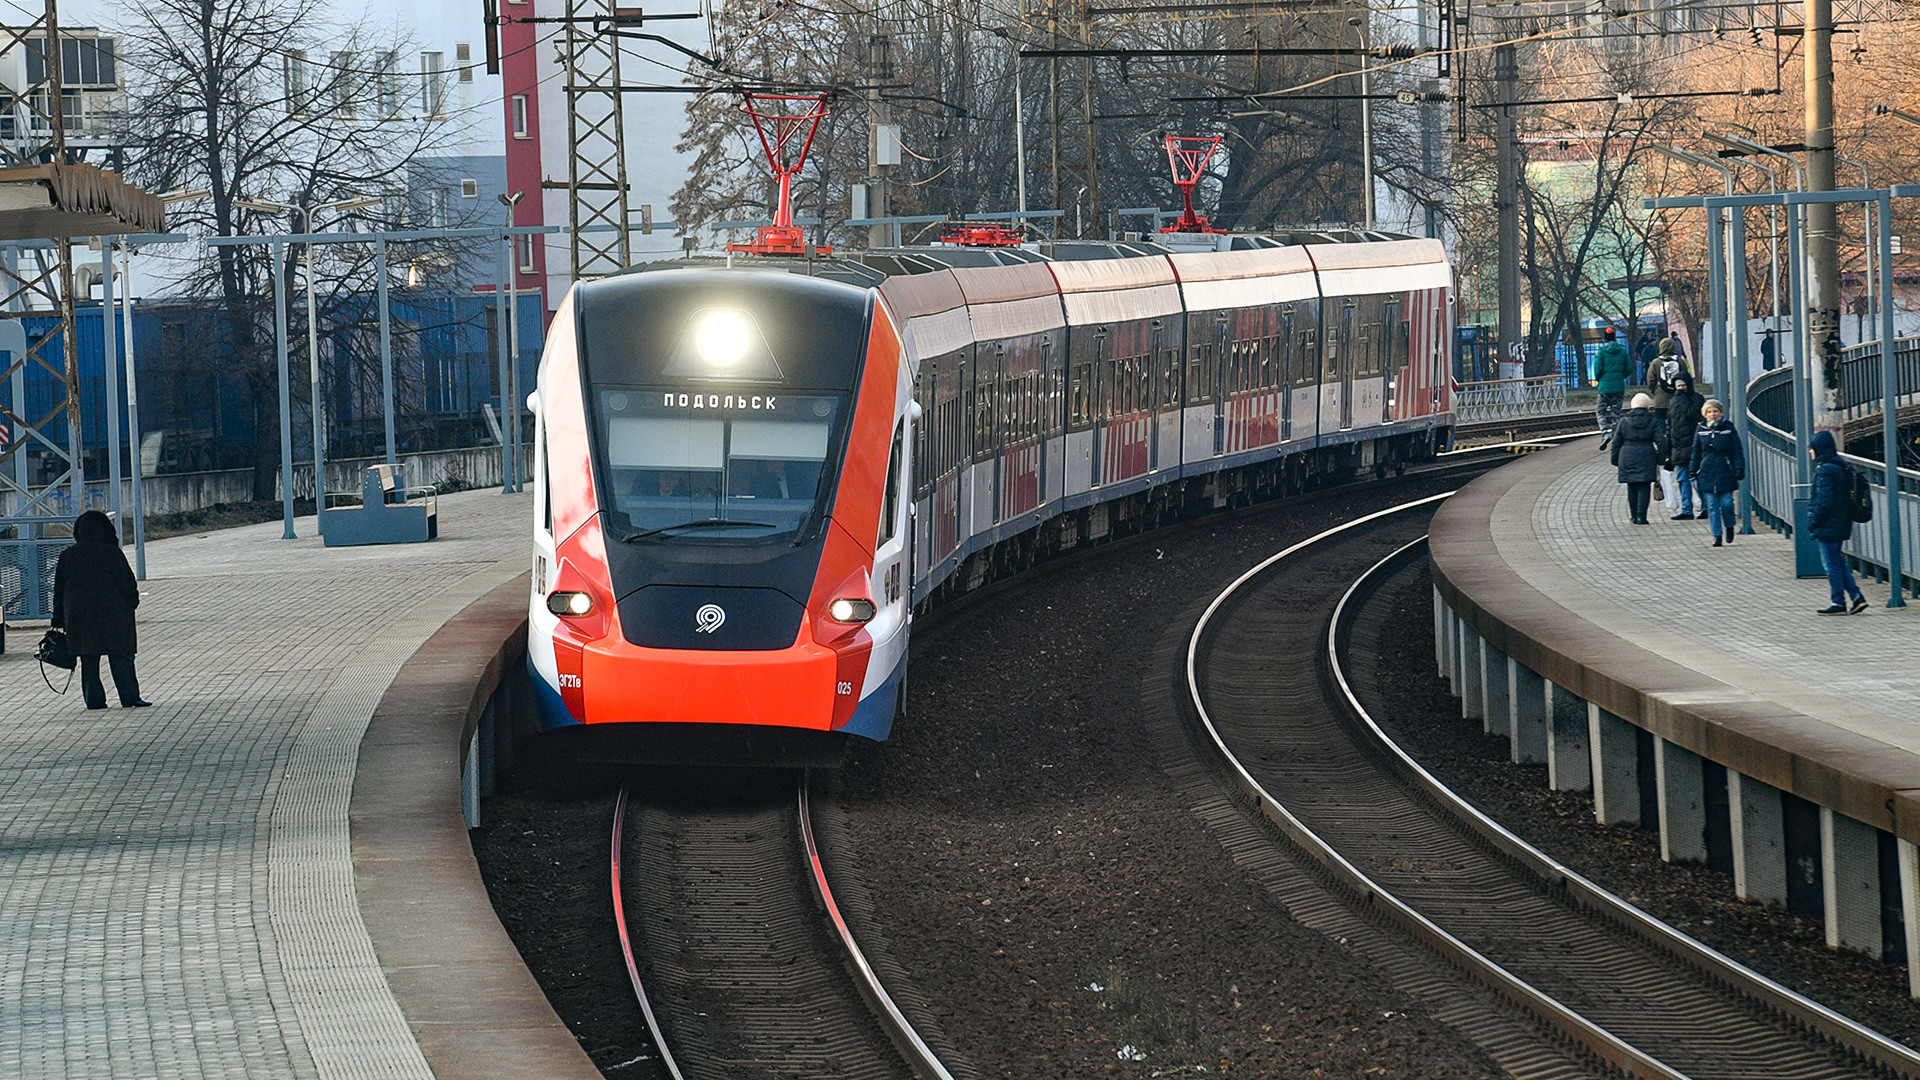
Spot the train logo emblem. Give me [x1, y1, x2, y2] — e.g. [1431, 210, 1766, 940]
[694, 604, 727, 634]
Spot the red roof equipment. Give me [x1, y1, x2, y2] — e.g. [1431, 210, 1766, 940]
[1160, 134, 1225, 234]
[728, 91, 833, 256]
[937, 222, 1026, 247]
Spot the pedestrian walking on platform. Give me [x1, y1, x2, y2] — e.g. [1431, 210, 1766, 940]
[50, 510, 150, 709]
[1809, 430, 1868, 615]
[1759, 331, 1777, 372]
[1692, 400, 1744, 546]
[1665, 374, 1706, 519]
[1634, 328, 1658, 386]
[1593, 327, 1633, 447]
[1647, 338, 1692, 412]
[1611, 393, 1668, 525]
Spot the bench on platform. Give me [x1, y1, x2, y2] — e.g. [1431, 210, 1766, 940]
[322, 464, 438, 547]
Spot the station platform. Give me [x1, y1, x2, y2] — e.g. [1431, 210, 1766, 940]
[1429, 437, 1920, 988]
[0, 490, 598, 1079]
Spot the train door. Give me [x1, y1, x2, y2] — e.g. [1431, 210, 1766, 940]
[872, 417, 910, 700]
[1383, 300, 1402, 423]
[1148, 323, 1163, 472]
[1212, 315, 1229, 456]
[1339, 301, 1356, 430]
[989, 345, 1004, 525]
[1279, 307, 1295, 441]
[1038, 334, 1054, 504]
[1090, 331, 1107, 487]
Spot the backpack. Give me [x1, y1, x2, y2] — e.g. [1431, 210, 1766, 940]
[1846, 466, 1874, 523]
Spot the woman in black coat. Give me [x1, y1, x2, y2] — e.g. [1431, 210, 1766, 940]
[1610, 393, 1669, 525]
[51, 510, 150, 709]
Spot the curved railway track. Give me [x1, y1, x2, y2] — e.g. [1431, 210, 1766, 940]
[1183, 496, 1920, 1080]
[609, 776, 957, 1080]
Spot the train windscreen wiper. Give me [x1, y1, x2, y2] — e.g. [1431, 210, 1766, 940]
[621, 518, 776, 542]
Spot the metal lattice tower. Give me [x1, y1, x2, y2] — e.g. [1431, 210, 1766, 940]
[0, 0, 82, 619]
[563, 0, 632, 277]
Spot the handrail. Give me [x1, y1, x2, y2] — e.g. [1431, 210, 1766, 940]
[1741, 362, 1920, 598]
[1452, 375, 1571, 424]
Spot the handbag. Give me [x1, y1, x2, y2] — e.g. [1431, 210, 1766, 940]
[35, 627, 74, 695]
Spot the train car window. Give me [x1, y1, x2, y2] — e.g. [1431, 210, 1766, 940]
[1161, 349, 1179, 409]
[880, 421, 902, 544]
[1297, 329, 1318, 387]
[1322, 326, 1340, 382]
[1356, 322, 1376, 378]
[599, 391, 839, 543]
[1186, 343, 1208, 405]
[1398, 317, 1411, 369]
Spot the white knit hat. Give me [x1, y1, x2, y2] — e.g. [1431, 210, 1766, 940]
[1629, 392, 1654, 409]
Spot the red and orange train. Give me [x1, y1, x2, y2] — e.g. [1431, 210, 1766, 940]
[525, 235, 1452, 765]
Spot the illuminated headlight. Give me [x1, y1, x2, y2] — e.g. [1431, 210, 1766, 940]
[547, 591, 594, 617]
[827, 598, 876, 624]
[693, 309, 753, 369]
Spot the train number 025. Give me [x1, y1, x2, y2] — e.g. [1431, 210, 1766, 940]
[836, 681, 854, 696]
[558, 674, 582, 689]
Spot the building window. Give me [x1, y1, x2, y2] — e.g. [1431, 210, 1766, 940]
[420, 51, 444, 117]
[377, 52, 398, 118]
[460, 178, 478, 198]
[383, 192, 407, 227]
[511, 94, 528, 138]
[456, 43, 473, 83]
[284, 50, 308, 115]
[518, 234, 537, 273]
[330, 51, 354, 118]
[426, 188, 448, 228]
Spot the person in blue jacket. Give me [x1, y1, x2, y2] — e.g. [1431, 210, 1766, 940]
[1690, 400, 1744, 547]
[1809, 429, 1867, 615]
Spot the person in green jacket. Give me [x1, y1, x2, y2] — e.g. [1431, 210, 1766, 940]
[1592, 327, 1633, 447]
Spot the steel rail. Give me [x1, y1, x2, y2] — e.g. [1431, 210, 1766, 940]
[797, 775, 958, 1080]
[610, 786, 686, 1080]
[1328, 538, 1920, 1080]
[1183, 494, 1691, 1080]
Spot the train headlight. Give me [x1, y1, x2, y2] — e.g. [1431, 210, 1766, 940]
[693, 309, 753, 369]
[548, 590, 594, 617]
[827, 598, 875, 624]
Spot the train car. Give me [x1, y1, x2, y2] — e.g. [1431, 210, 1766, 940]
[526, 269, 914, 766]
[526, 234, 1452, 766]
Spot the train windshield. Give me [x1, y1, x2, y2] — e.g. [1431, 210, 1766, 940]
[598, 388, 844, 543]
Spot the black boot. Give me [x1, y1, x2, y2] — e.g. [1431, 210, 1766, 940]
[1723, 527, 1734, 545]
[1712, 536, 1722, 547]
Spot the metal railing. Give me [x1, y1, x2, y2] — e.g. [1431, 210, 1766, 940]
[1837, 338, 1920, 425]
[1744, 363, 1920, 598]
[1453, 375, 1570, 424]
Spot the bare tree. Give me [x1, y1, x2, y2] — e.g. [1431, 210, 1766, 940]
[115, 0, 456, 498]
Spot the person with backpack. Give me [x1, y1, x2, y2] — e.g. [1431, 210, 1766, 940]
[1808, 430, 1868, 615]
[1692, 399, 1744, 546]
[1592, 327, 1633, 447]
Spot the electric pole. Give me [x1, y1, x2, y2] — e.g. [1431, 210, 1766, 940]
[1803, 0, 1842, 438]
[1494, 43, 1521, 377]
[866, 26, 895, 249]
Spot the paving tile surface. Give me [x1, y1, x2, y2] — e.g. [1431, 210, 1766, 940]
[0, 491, 529, 1079]
[1515, 450, 1920, 742]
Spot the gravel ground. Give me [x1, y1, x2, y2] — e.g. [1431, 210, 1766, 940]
[474, 474, 1514, 1079]
[1360, 560, 1920, 1050]
[797, 474, 1509, 1078]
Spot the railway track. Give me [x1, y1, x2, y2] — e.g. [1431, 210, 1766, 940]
[1183, 496, 1920, 1080]
[610, 775, 957, 1080]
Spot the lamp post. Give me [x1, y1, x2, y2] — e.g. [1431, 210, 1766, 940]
[1836, 155, 1872, 343]
[498, 190, 525, 494]
[108, 188, 208, 577]
[236, 195, 378, 534]
[1652, 146, 1734, 385]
